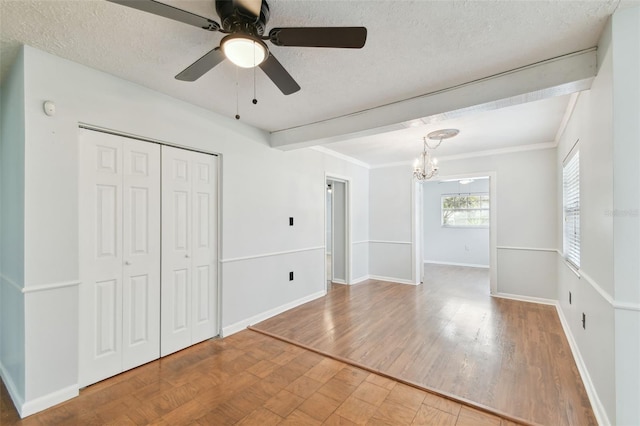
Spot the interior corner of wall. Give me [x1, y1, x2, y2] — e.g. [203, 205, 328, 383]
[596, 16, 612, 73]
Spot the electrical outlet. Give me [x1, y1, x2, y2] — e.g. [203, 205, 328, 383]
[289, 271, 294, 281]
[289, 217, 294, 226]
[582, 312, 586, 329]
[569, 291, 572, 304]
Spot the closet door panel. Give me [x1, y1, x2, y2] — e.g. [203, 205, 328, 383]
[191, 153, 218, 343]
[122, 140, 161, 370]
[161, 147, 218, 355]
[161, 146, 193, 356]
[79, 130, 124, 387]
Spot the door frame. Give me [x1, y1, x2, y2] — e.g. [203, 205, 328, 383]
[412, 171, 497, 294]
[325, 173, 352, 289]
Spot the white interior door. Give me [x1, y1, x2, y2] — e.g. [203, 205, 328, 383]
[79, 130, 161, 387]
[121, 140, 161, 371]
[161, 146, 218, 356]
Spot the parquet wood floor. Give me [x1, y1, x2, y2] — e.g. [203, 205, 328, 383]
[251, 265, 597, 426]
[1, 330, 522, 425]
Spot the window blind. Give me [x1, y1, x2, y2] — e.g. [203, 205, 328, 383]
[563, 150, 580, 268]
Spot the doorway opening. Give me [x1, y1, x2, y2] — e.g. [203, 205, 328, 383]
[413, 173, 497, 293]
[325, 177, 350, 290]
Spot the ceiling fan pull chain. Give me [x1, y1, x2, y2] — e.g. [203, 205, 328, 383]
[252, 62, 258, 105]
[235, 67, 240, 120]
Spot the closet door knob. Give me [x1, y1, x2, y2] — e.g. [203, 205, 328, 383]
[125, 261, 131, 266]
[185, 254, 190, 258]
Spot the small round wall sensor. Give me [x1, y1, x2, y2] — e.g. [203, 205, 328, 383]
[43, 101, 56, 117]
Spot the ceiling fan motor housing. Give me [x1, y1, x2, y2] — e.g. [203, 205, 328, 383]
[216, 0, 270, 36]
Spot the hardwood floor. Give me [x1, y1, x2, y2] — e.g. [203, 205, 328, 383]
[1, 330, 522, 425]
[251, 264, 596, 426]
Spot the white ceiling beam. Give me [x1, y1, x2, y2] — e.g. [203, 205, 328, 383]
[269, 48, 597, 151]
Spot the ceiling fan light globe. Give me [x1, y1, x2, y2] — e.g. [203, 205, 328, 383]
[222, 35, 267, 68]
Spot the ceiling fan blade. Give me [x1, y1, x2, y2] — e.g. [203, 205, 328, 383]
[259, 53, 300, 95]
[234, 0, 262, 19]
[175, 47, 225, 81]
[107, 0, 220, 31]
[269, 27, 367, 48]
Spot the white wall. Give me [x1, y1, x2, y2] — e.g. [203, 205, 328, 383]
[422, 179, 490, 267]
[369, 166, 413, 283]
[611, 7, 640, 425]
[0, 48, 26, 409]
[553, 8, 640, 423]
[556, 33, 616, 426]
[6, 45, 369, 416]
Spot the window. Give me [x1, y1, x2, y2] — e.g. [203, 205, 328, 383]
[563, 150, 580, 268]
[441, 193, 490, 228]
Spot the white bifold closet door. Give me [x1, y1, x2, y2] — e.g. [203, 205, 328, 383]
[161, 146, 218, 357]
[79, 130, 161, 387]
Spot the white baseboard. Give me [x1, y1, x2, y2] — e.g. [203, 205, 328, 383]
[20, 384, 79, 418]
[0, 360, 24, 417]
[221, 290, 327, 337]
[555, 304, 611, 426]
[332, 279, 347, 285]
[0, 359, 77, 418]
[424, 260, 489, 269]
[492, 292, 610, 425]
[368, 275, 417, 285]
[491, 292, 557, 306]
[350, 275, 370, 285]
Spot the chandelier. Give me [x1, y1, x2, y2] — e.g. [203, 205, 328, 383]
[413, 129, 459, 181]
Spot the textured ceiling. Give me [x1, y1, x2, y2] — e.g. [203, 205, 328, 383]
[0, 0, 621, 134]
[324, 94, 572, 166]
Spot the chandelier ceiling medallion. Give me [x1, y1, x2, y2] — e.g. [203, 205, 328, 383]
[413, 128, 460, 181]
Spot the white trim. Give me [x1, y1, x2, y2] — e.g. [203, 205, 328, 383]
[352, 240, 369, 245]
[491, 292, 557, 306]
[613, 301, 640, 312]
[351, 275, 370, 284]
[21, 280, 80, 294]
[311, 146, 370, 169]
[0, 360, 24, 418]
[555, 303, 611, 426]
[20, 385, 79, 418]
[221, 290, 326, 337]
[368, 275, 417, 285]
[0, 274, 23, 292]
[558, 254, 640, 311]
[326, 174, 353, 286]
[580, 270, 615, 306]
[331, 279, 347, 285]
[369, 240, 412, 245]
[562, 258, 581, 278]
[79, 124, 224, 157]
[220, 246, 324, 263]
[497, 246, 558, 253]
[437, 142, 556, 162]
[369, 143, 556, 169]
[424, 260, 489, 269]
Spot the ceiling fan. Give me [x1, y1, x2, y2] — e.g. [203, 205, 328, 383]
[107, 0, 368, 95]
